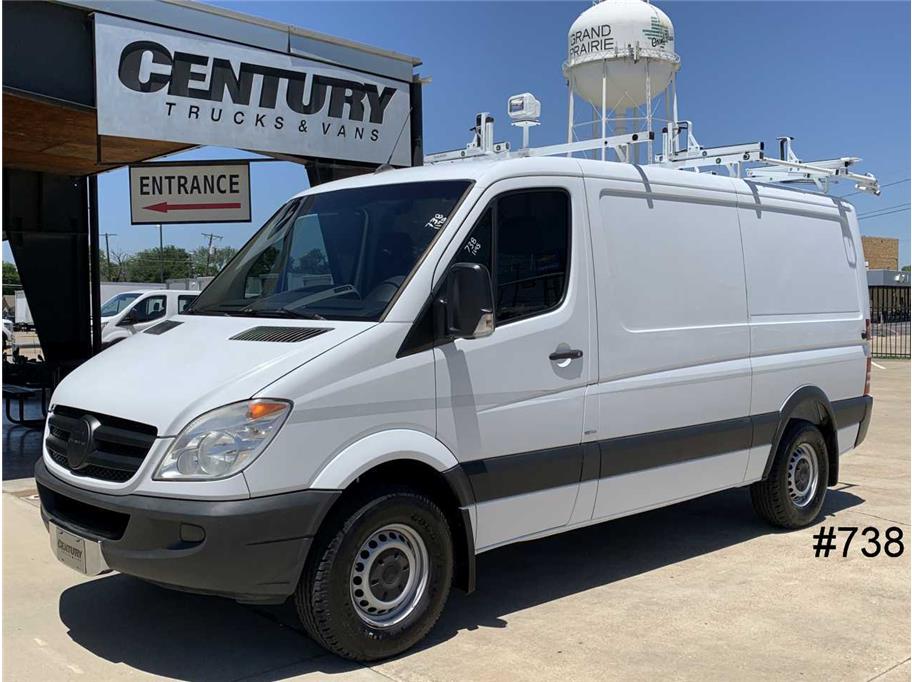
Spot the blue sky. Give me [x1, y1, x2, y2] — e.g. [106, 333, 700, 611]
[5, 1, 909, 265]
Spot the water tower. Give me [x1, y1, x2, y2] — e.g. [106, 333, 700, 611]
[563, 0, 680, 162]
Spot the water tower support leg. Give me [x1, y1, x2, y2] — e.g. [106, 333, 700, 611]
[601, 62, 607, 161]
[645, 59, 653, 163]
[670, 74, 679, 153]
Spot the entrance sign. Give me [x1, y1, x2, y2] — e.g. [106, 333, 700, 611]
[95, 15, 412, 166]
[129, 162, 251, 224]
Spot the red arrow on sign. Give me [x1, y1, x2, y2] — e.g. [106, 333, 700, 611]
[144, 201, 242, 213]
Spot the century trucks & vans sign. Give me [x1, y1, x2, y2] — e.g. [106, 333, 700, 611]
[94, 15, 412, 166]
[129, 162, 251, 225]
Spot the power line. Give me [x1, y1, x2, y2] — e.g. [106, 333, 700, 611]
[201, 232, 224, 274]
[100, 232, 117, 272]
[858, 207, 911, 221]
[858, 207, 909, 220]
[858, 202, 910, 216]
[838, 178, 910, 199]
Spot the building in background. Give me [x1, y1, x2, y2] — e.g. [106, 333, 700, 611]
[862, 236, 900, 271]
[862, 235, 910, 359]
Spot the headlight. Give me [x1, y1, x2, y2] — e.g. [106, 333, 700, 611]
[154, 400, 291, 480]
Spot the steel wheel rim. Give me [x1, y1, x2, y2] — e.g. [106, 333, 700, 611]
[349, 523, 429, 628]
[787, 443, 819, 508]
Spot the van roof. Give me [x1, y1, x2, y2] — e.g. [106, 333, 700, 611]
[293, 155, 855, 213]
[116, 289, 199, 296]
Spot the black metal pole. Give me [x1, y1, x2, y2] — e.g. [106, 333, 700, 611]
[159, 222, 164, 284]
[88, 176, 102, 356]
[409, 78, 424, 167]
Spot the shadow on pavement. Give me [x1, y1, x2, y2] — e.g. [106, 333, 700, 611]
[59, 576, 357, 681]
[420, 486, 863, 651]
[58, 486, 864, 680]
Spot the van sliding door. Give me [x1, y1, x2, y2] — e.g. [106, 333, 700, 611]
[584, 170, 752, 520]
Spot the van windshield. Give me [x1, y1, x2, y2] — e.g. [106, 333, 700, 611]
[187, 180, 471, 322]
[100, 292, 141, 317]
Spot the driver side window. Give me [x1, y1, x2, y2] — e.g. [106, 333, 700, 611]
[131, 295, 166, 323]
[456, 189, 570, 325]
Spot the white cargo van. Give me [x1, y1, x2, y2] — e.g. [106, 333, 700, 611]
[38, 157, 872, 661]
[100, 289, 199, 347]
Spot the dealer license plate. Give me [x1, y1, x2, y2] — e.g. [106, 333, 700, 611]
[50, 523, 109, 576]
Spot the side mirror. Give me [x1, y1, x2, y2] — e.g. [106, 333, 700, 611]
[119, 311, 139, 326]
[445, 262, 495, 339]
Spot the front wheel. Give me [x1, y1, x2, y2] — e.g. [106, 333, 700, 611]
[295, 488, 453, 661]
[751, 421, 829, 529]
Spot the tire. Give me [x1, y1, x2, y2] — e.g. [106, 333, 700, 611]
[751, 421, 829, 529]
[295, 488, 453, 662]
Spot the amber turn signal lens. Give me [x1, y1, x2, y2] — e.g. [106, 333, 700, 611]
[247, 401, 288, 420]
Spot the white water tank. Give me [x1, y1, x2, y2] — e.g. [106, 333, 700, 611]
[564, 0, 680, 110]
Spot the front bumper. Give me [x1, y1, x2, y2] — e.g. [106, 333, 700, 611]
[36, 459, 340, 604]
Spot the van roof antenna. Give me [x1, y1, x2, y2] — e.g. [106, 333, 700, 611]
[377, 105, 413, 172]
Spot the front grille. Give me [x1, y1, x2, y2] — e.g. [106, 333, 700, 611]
[229, 326, 331, 343]
[46, 406, 157, 483]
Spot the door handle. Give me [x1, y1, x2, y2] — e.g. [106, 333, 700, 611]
[549, 349, 583, 361]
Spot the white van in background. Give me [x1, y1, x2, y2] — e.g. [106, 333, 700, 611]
[100, 290, 199, 347]
[37, 157, 872, 661]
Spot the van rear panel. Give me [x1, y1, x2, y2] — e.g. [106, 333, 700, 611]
[733, 183, 868, 477]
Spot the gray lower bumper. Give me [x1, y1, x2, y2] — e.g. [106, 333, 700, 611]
[36, 459, 340, 604]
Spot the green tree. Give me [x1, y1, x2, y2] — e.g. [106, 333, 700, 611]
[190, 245, 238, 277]
[125, 246, 193, 283]
[104, 250, 132, 282]
[903, 265, 910, 272]
[2, 261, 21, 295]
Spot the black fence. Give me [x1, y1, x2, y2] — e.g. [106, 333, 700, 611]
[869, 285, 910, 359]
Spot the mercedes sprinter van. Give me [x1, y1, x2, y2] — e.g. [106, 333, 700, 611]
[38, 157, 873, 660]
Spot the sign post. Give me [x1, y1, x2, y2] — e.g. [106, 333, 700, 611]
[129, 161, 252, 225]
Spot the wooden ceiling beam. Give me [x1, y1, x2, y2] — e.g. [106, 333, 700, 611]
[2, 91, 191, 176]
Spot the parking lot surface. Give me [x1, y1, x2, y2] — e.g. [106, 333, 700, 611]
[3, 361, 909, 681]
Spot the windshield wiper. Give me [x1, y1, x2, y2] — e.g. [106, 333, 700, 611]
[240, 306, 326, 320]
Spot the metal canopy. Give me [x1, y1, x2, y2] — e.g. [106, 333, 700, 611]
[3, 0, 424, 177]
[60, 0, 422, 82]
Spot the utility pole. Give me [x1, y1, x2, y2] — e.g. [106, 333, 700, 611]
[201, 232, 223, 275]
[100, 232, 117, 280]
[158, 223, 164, 284]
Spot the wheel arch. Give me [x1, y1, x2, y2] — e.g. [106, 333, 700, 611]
[761, 386, 839, 486]
[309, 430, 477, 593]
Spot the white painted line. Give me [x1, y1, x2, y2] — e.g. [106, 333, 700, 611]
[872, 361, 887, 370]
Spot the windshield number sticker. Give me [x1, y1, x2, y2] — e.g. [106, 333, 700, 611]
[464, 237, 483, 256]
[426, 214, 448, 231]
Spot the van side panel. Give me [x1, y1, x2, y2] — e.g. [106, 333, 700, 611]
[583, 167, 752, 520]
[735, 185, 868, 480]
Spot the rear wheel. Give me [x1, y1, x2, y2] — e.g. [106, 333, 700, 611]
[751, 421, 829, 528]
[295, 488, 453, 661]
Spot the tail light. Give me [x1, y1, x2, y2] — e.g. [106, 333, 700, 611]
[863, 318, 872, 395]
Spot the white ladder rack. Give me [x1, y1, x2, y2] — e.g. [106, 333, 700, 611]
[424, 113, 881, 197]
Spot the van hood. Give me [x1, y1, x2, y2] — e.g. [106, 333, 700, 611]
[51, 315, 374, 435]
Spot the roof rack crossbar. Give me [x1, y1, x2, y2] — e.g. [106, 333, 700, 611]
[424, 113, 881, 197]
